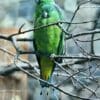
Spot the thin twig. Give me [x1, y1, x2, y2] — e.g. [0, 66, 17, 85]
[65, 29, 100, 40]
[76, 38, 100, 42]
[14, 56, 90, 100]
[54, 60, 96, 96]
[0, 47, 39, 74]
[0, 64, 34, 76]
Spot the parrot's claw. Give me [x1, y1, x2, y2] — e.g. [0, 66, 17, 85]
[50, 53, 56, 60]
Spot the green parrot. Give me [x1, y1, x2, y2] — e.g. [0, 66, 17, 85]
[34, 0, 64, 87]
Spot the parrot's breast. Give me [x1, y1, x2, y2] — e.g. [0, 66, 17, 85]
[34, 17, 62, 55]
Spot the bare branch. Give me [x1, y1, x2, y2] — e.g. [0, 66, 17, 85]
[8, 24, 25, 39]
[51, 54, 100, 60]
[76, 38, 100, 42]
[0, 64, 34, 76]
[14, 58, 91, 100]
[66, 29, 100, 40]
[0, 47, 39, 74]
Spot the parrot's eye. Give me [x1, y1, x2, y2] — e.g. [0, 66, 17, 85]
[41, 11, 49, 18]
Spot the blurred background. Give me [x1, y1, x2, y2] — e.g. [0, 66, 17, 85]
[0, 0, 100, 100]
[0, 0, 63, 100]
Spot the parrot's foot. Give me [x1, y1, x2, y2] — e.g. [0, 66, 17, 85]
[50, 53, 56, 60]
[40, 80, 50, 87]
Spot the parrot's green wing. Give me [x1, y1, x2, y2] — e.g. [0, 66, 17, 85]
[33, 0, 64, 87]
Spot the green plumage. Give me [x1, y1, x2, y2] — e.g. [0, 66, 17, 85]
[34, 0, 64, 87]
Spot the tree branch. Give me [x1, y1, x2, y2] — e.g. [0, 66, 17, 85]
[0, 64, 34, 76]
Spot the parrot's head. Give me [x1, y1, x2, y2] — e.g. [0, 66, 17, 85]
[35, 2, 61, 22]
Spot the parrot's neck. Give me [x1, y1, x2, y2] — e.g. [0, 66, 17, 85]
[38, 0, 54, 3]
